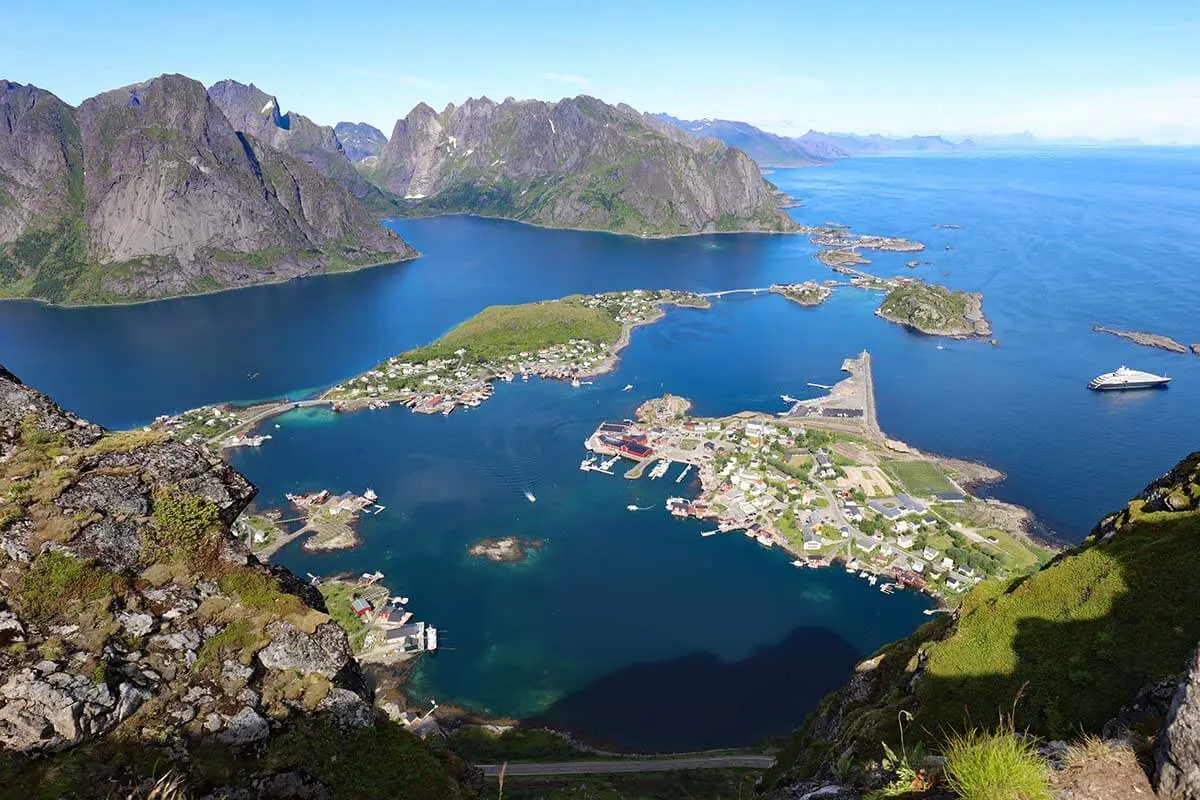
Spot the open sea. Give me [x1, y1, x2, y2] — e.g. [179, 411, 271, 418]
[3, 148, 1198, 749]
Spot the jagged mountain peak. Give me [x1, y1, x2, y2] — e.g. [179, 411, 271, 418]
[369, 93, 794, 235]
[0, 73, 413, 304]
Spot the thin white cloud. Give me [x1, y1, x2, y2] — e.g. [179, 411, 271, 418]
[335, 66, 443, 92]
[537, 72, 589, 86]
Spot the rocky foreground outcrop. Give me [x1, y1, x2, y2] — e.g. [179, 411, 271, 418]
[366, 95, 796, 236]
[1158, 643, 1200, 799]
[0, 74, 414, 305]
[0, 366, 474, 797]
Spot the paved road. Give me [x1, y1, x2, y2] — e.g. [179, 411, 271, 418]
[478, 755, 775, 777]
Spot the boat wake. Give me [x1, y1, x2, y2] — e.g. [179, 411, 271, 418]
[626, 504, 655, 511]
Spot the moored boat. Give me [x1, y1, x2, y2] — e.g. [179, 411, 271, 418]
[1088, 365, 1171, 391]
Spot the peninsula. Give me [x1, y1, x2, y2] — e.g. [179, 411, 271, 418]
[583, 353, 1049, 604]
[320, 289, 710, 416]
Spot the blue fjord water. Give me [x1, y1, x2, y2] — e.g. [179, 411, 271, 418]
[2, 148, 1198, 749]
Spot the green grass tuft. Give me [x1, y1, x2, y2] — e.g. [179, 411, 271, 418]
[942, 718, 1051, 800]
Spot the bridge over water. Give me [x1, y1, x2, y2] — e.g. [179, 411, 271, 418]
[699, 287, 771, 298]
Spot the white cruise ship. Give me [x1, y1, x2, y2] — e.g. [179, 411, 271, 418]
[1088, 366, 1171, 391]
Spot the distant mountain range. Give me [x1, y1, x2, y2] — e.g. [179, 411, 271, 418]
[362, 97, 795, 236]
[656, 115, 969, 166]
[0, 74, 414, 305]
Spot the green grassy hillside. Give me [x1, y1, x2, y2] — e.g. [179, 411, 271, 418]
[764, 450, 1200, 790]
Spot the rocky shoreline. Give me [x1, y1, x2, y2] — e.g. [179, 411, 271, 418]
[1092, 325, 1198, 355]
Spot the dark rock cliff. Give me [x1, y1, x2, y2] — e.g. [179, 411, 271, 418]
[0, 74, 415, 305]
[0, 367, 475, 797]
[368, 95, 796, 236]
[208, 80, 383, 204]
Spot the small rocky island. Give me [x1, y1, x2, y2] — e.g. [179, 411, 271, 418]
[771, 281, 832, 306]
[877, 282, 991, 338]
[468, 536, 544, 563]
[1092, 325, 1197, 355]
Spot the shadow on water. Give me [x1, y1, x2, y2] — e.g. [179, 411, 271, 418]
[525, 625, 863, 752]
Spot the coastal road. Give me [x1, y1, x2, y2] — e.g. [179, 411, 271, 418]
[478, 755, 775, 777]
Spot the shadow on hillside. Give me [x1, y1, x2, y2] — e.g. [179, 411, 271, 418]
[912, 514, 1200, 739]
[525, 625, 863, 752]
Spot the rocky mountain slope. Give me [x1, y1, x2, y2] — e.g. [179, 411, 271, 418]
[0, 365, 476, 797]
[763, 450, 1200, 797]
[366, 96, 796, 236]
[208, 80, 393, 209]
[0, 74, 414, 305]
[335, 121, 388, 162]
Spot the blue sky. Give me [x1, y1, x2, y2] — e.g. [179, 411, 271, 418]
[6, 0, 1199, 142]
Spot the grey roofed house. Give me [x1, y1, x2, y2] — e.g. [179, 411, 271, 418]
[385, 623, 424, 640]
[868, 500, 903, 520]
[815, 451, 832, 468]
[897, 493, 927, 513]
[386, 608, 408, 623]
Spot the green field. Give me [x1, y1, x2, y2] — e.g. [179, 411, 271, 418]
[401, 298, 622, 365]
[885, 459, 956, 496]
[977, 528, 1053, 570]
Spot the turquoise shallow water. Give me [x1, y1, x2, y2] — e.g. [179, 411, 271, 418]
[4, 148, 1199, 748]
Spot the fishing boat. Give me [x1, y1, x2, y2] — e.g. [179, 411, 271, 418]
[579, 456, 597, 471]
[791, 559, 805, 567]
[524, 491, 536, 503]
[781, 394, 799, 404]
[623, 384, 633, 392]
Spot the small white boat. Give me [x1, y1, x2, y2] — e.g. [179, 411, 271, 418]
[524, 491, 536, 503]
[626, 504, 639, 511]
[781, 394, 798, 404]
[571, 377, 581, 388]
[744, 529, 756, 538]
[623, 384, 633, 392]
[580, 456, 597, 471]
[701, 530, 720, 537]
[791, 559, 805, 567]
